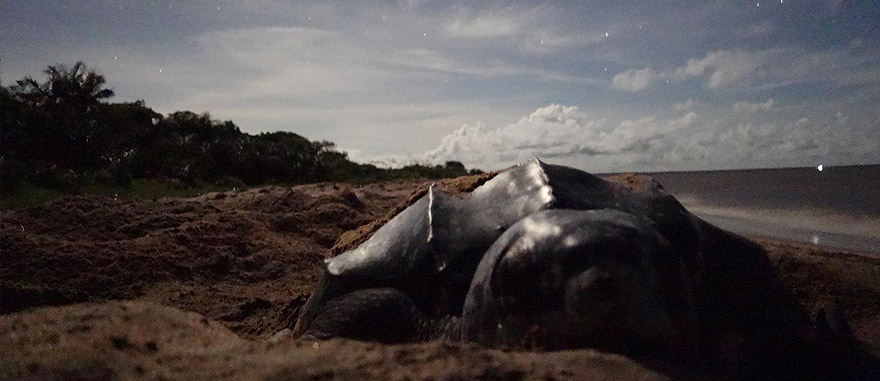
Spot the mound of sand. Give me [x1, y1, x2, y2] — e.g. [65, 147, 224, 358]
[0, 301, 667, 380]
[1, 180, 427, 338]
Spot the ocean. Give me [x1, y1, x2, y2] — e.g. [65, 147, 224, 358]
[642, 165, 880, 253]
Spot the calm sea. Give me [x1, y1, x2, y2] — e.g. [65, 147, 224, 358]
[642, 165, 880, 253]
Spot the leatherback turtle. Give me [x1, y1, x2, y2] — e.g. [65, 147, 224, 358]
[293, 159, 874, 378]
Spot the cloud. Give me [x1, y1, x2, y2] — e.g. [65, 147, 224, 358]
[673, 99, 697, 111]
[669, 111, 698, 127]
[418, 102, 880, 172]
[167, 24, 606, 146]
[8, 1, 877, 171]
[671, 50, 763, 88]
[443, 5, 605, 54]
[611, 68, 658, 91]
[611, 45, 880, 92]
[733, 99, 774, 113]
[618, 47, 880, 93]
[396, 0, 425, 11]
[194, 24, 605, 101]
[423, 104, 702, 171]
[445, 10, 527, 38]
[426, 104, 632, 169]
[611, 50, 766, 91]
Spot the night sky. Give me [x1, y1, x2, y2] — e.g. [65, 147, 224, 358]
[2, 0, 879, 172]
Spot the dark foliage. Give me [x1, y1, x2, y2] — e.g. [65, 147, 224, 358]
[0, 62, 479, 200]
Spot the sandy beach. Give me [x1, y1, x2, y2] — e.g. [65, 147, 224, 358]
[1, 175, 878, 380]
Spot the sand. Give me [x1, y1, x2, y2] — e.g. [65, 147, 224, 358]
[1, 175, 878, 380]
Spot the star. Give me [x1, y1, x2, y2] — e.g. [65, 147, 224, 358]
[605, 32, 609, 37]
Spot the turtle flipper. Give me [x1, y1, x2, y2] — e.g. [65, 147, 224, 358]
[302, 287, 425, 343]
[301, 287, 462, 343]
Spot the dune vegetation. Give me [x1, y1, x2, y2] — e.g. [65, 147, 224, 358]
[0, 62, 480, 209]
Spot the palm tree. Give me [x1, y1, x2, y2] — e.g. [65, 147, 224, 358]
[9, 62, 116, 172]
[13, 61, 114, 109]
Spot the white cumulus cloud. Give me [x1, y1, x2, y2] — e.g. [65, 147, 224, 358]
[424, 104, 701, 171]
[415, 102, 880, 172]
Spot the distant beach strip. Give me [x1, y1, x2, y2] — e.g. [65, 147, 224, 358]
[687, 203, 880, 253]
[646, 165, 880, 254]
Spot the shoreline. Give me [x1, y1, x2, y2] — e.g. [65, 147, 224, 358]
[748, 234, 879, 258]
[685, 206, 880, 254]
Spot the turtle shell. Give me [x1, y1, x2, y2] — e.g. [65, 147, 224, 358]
[302, 158, 704, 329]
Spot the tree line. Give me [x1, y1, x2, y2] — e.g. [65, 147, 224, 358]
[0, 62, 479, 196]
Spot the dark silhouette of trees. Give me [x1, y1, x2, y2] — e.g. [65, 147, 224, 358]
[1, 62, 479, 198]
[7, 62, 115, 174]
